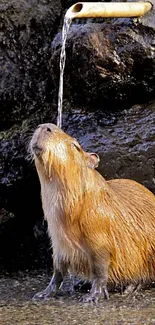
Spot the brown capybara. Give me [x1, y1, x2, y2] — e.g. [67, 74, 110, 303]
[30, 123, 155, 302]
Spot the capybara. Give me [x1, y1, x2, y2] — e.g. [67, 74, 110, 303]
[30, 123, 155, 302]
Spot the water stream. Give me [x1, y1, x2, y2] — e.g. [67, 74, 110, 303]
[57, 16, 72, 128]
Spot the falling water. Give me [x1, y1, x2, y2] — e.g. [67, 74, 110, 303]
[57, 16, 72, 128]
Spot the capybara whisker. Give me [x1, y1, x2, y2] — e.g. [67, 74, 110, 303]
[30, 123, 155, 303]
[26, 152, 34, 163]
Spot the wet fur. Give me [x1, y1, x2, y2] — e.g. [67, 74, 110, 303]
[30, 124, 155, 291]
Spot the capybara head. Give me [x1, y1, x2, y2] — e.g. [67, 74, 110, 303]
[30, 123, 100, 181]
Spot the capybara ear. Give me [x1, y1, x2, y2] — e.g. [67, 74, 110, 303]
[86, 153, 100, 169]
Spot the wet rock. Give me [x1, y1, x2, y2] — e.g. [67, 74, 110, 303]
[0, 119, 52, 271]
[1, 0, 155, 130]
[63, 102, 155, 194]
[51, 2, 155, 108]
[0, 0, 62, 130]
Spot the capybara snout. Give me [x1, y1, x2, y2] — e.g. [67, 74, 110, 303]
[31, 123, 58, 152]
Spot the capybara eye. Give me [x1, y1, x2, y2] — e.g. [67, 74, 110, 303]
[72, 142, 81, 151]
[47, 127, 52, 132]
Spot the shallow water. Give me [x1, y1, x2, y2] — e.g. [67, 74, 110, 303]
[0, 273, 155, 325]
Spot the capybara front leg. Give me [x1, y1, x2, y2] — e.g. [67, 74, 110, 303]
[32, 269, 63, 301]
[81, 262, 109, 303]
[81, 278, 109, 303]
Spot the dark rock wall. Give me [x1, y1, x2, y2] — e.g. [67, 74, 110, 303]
[1, 0, 62, 130]
[51, 20, 155, 109]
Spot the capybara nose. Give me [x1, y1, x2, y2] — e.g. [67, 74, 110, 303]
[46, 127, 52, 132]
[32, 143, 43, 156]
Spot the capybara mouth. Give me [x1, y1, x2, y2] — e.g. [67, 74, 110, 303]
[32, 143, 43, 157]
[31, 124, 55, 157]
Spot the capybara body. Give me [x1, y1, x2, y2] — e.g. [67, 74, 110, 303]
[30, 123, 155, 301]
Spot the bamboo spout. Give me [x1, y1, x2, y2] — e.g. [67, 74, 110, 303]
[66, 2, 152, 19]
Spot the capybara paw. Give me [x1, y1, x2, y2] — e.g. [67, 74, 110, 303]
[123, 283, 141, 296]
[80, 293, 100, 304]
[32, 291, 50, 301]
[103, 288, 109, 300]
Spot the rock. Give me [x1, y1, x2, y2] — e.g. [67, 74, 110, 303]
[63, 102, 155, 194]
[51, 8, 155, 109]
[0, 120, 52, 271]
[0, 0, 62, 130]
[1, 0, 154, 130]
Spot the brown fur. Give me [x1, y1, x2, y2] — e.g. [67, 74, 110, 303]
[30, 123, 155, 296]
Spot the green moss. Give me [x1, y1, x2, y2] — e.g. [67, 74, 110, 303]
[0, 119, 31, 140]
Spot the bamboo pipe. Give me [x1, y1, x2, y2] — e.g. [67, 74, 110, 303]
[66, 2, 152, 19]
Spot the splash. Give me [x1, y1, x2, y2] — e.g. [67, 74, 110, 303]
[57, 16, 72, 128]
